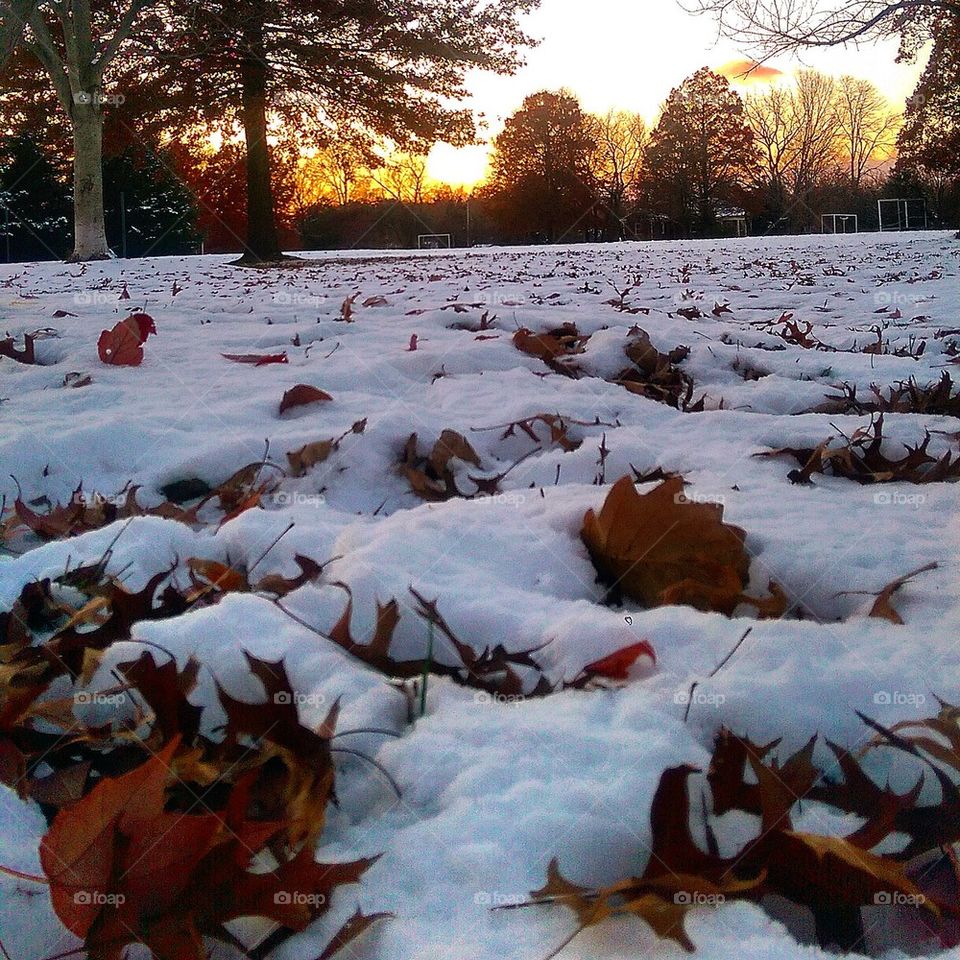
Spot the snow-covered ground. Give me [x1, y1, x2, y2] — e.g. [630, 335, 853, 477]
[2, 231, 959, 959]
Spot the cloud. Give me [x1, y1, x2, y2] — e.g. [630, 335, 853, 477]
[717, 59, 785, 83]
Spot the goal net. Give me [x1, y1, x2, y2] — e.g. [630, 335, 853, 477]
[878, 198, 928, 232]
[417, 233, 452, 250]
[821, 213, 858, 234]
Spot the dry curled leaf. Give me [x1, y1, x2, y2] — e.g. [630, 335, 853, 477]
[279, 383, 334, 415]
[222, 351, 289, 365]
[756, 416, 960, 485]
[581, 476, 749, 614]
[97, 313, 157, 367]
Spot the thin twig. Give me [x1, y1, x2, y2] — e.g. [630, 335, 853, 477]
[683, 627, 753, 723]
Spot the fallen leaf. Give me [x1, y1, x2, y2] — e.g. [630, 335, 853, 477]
[582, 640, 656, 679]
[279, 384, 334, 415]
[581, 476, 749, 614]
[222, 352, 289, 365]
[97, 313, 156, 367]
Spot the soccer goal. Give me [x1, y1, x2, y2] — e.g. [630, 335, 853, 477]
[417, 233, 452, 250]
[821, 213, 859, 234]
[878, 198, 928, 232]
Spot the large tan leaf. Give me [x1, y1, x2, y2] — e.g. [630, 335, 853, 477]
[581, 476, 749, 614]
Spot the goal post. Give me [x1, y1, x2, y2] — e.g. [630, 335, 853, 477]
[821, 213, 858, 234]
[417, 233, 452, 250]
[877, 198, 928, 232]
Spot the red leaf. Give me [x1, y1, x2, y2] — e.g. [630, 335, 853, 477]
[583, 639, 656, 679]
[97, 314, 156, 367]
[222, 352, 289, 366]
[279, 383, 334, 415]
[130, 312, 157, 342]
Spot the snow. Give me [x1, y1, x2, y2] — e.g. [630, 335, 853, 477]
[1, 231, 960, 959]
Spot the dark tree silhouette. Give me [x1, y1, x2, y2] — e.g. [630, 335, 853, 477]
[640, 68, 757, 236]
[895, 14, 960, 224]
[133, 0, 538, 262]
[485, 90, 597, 242]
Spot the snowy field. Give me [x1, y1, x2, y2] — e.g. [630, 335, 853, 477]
[1, 231, 960, 960]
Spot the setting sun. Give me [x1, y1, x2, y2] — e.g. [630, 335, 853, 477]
[426, 143, 490, 189]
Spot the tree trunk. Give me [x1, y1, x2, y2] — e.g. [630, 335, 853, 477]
[239, 13, 283, 263]
[69, 101, 110, 261]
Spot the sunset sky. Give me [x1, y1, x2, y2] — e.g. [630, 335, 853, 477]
[426, 0, 926, 186]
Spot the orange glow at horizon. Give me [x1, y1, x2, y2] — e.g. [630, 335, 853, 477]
[425, 143, 490, 190]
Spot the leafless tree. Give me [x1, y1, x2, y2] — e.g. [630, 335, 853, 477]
[744, 70, 843, 225]
[834, 75, 900, 185]
[744, 83, 801, 210]
[376, 152, 430, 203]
[587, 109, 647, 236]
[300, 143, 370, 206]
[685, 0, 958, 54]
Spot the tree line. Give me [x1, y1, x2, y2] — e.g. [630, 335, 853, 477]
[0, 0, 955, 260]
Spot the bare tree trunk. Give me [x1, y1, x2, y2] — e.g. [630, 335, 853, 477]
[238, 8, 283, 263]
[69, 99, 110, 261]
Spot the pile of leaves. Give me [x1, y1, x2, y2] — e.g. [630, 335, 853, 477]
[0, 552, 392, 958]
[813, 373, 960, 417]
[581, 476, 785, 617]
[759, 313, 831, 350]
[610, 329, 705, 411]
[34, 737, 381, 960]
[276, 583, 655, 713]
[512, 323, 588, 377]
[398, 429, 508, 501]
[509, 714, 960, 958]
[2, 417, 363, 551]
[755, 415, 960, 485]
[0, 456, 277, 549]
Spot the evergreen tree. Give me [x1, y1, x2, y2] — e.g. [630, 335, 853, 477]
[0, 133, 70, 261]
[102, 145, 201, 257]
